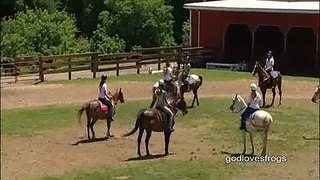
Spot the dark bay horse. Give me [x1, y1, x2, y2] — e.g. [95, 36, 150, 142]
[77, 88, 125, 139]
[177, 72, 203, 107]
[252, 62, 282, 107]
[123, 98, 188, 157]
[150, 80, 180, 108]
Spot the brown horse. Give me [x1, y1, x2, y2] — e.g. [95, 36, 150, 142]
[150, 80, 180, 108]
[252, 61, 282, 107]
[77, 88, 125, 139]
[123, 98, 188, 157]
[177, 71, 203, 107]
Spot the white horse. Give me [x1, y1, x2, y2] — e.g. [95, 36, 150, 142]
[229, 94, 273, 156]
[311, 85, 320, 103]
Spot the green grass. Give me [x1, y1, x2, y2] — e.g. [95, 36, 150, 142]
[46, 69, 319, 85]
[3, 98, 319, 179]
[41, 159, 244, 180]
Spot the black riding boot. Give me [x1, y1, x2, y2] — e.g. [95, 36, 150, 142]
[239, 118, 247, 131]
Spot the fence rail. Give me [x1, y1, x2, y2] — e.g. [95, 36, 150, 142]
[0, 46, 213, 82]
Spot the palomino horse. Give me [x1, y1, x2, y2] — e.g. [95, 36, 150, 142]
[149, 80, 180, 108]
[229, 94, 273, 156]
[123, 98, 188, 157]
[311, 85, 320, 103]
[177, 71, 203, 107]
[77, 88, 125, 139]
[252, 61, 282, 107]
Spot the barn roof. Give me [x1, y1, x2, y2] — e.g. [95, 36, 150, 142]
[184, 0, 320, 14]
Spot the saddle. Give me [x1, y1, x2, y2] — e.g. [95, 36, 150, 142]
[98, 101, 109, 112]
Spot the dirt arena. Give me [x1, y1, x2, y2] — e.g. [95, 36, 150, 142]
[1, 72, 319, 179]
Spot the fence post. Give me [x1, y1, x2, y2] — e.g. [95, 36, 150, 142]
[116, 61, 119, 76]
[136, 54, 140, 74]
[68, 57, 72, 80]
[92, 53, 98, 78]
[39, 56, 44, 82]
[14, 57, 18, 83]
[157, 50, 161, 70]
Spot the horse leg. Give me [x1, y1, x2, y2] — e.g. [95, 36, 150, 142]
[86, 114, 91, 140]
[261, 131, 268, 156]
[261, 88, 267, 107]
[249, 133, 254, 155]
[194, 88, 199, 106]
[164, 131, 171, 155]
[106, 118, 114, 138]
[90, 118, 98, 139]
[277, 77, 282, 105]
[145, 130, 152, 156]
[270, 88, 276, 106]
[242, 131, 246, 155]
[137, 127, 144, 157]
[191, 89, 198, 107]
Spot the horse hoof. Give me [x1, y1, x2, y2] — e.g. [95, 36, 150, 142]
[109, 134, 115, 138]
[242, 151, 246, 155]
[164, 152, 169, 156]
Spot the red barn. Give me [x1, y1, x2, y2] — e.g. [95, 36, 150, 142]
[184, 0, 319, 75]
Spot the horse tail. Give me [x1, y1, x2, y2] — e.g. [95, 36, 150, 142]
[123, 109, 145, 137]
[77, 102, 90, 125]
[198, 75, 203, 87]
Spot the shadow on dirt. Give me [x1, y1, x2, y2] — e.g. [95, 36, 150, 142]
[125, 153, 175, 161]
[71, 137, 108, 146]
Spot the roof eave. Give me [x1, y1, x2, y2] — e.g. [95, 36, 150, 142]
[183, 5, 320, 14]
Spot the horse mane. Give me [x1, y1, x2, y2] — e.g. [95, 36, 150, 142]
[256, 63, 269, 81]
[236, 94, 247, 107]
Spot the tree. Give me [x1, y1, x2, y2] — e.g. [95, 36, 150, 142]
[1, 9, 89, 57]
[182, 20, 190, 47]
[92, 0, 175, 51]
[165, 0, 208, 44]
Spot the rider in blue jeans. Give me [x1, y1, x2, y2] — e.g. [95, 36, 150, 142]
[98, 74, 114, 121]
[240, 83, 262, 131]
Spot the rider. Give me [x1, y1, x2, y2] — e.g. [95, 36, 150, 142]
[182, 59, 191, 91]
[155, 79, 175, 132]
[264, 51, 275, 85]
[163, 62, 174, 89]
[98, 74, 114, 120]
[239, 83, 262, 131]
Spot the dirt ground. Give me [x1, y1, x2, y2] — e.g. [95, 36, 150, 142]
[1, 73, 319, 179]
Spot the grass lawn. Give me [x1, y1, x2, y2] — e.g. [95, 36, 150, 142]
[46, 69, 319, 85]
[2, 97, 319, 179]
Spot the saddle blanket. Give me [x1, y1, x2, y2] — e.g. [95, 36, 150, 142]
[98, 101, 109, 112]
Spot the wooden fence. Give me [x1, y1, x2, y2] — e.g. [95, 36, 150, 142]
[0, 46, 213, 82]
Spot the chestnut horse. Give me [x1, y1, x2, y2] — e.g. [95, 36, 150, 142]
[252, 61, 282, 107]
[77, 88, 125, 139]
[123, 98, 188, 157]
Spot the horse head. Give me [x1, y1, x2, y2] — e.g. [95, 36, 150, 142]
[230, 94, 247, 113]
[112, 88, 125, 105]
[311, 85, 320, 103]
[172, 98, 188, 115]
[252, 61, 268, 81]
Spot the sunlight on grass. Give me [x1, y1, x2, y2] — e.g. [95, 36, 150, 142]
[45, 69, 318, 85]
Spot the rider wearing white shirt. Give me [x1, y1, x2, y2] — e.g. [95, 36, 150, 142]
[163, 62, 173, 86]
[265, 51, 275, 85]
[98, 74, 114, 120]
[239, 83, 262, 131]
